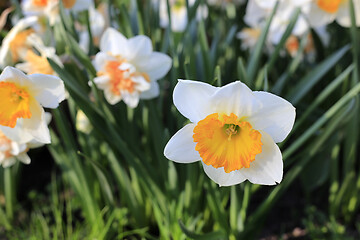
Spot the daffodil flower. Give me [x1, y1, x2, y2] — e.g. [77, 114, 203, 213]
[0, 113, 51, 168]
[294, 0, 360, 27]
[22, 0, 92, 25]
[15, 33, 63, 75]
[164, 80, 295, 186]
[0, 16, 39, 68]
[157, 0, 208, 32]
[0, 67, 65, 144]
[92, 28, 172, 108]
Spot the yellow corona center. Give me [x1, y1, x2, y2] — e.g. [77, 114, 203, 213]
[32, 0, 48, 7]
[316, 0, 343, 13]
[25, 50, 54, 75]
[193, 113, 263, 173]
[62, 0, 77, 9]
[0, 82, 32, 128]
[9, 29, 34, 63]
[98, 60, 150, 96]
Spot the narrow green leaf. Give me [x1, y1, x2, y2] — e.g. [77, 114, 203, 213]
[287, 45, 350, 105]
[178, 219, 227, 240]
[246, 1, 279, 81]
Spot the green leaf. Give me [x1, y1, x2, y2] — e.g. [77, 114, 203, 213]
[178, 220, 227, 240]
[287, 45, 350, 105]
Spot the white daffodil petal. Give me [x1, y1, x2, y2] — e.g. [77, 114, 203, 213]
[100, 27, 128, 55]
[306, 2, 336, 27]
[23, 99, 50, 144]
[239, 131, 283, 185]
[140, 81, 160, 100]
[28, 74, 65, 108]
[0, 123, 33, 143]
[2, 157, 16, 168]
[336, 1, 360, 27]
[249, 91, 296, 143]
[17, 153, 31, 164]
[135, 52, 172, 80]
[201, 162, 247, 187]
[164, 123, 201, 163]
[121, 91, 140, 108]
[92, 52, 116, 72]
[210, 81, 261, 117]
[93, 75, 110, 87]
[0, 66, 29, 86]
[173, 80, 218, 123]
[126, 35, 153, 60]
[104, 89, 122, 105]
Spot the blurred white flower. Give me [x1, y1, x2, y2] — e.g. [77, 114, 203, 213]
[78, 4, 107, 53]
[0, 113, 51, 168]
[76, 110, 92, 134]
[0, 67, 65, 144]
[244, 0, 309, 45]
[164, 80, 295, 186]
[21, 0, 93, 25]
[295, 0, 360, 27]
[157, 0, 208, 32]
[92, 28, 172, 108]
[15, 33, 63, 75]
[0, 16, 39, 68]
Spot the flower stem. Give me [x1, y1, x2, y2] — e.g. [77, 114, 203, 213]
[4, 167, 13, 220]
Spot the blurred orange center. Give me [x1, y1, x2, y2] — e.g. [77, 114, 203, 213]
[32, 0, 48, 7]
[25, 50, 54, 75]
[99, 60, 149, 96]
[9, 29, 34, 62]
[0, 82, 32, 128]
[316, 0, 343, 13]
[193, 113, 263, 173]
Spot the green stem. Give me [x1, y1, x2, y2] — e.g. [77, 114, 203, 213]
[4, 167, 13, 220]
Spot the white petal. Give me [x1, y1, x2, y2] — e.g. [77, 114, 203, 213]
[104, 89, 121, 105]
[305, 2, 336, 27]
[2, 157, 16, 168]
[23, 99, 51, 144]
[100, 28, 128, 55]
[140, 81, 160, 99]
[201, 162, 247, 187]
[28, 74, 65, 108]
[239, 131, 283, 185]
[0, 122, 33, 143]
[173, 80, 218, 123]
[17, 153, 31, 164]
[210, 81, 261, 118]
[248, 91, 295, 143]
[92, 52, 116, 72]
[121, 91, 139, 108]
[170, 7, 188, 32]
[164, 123, 201, 163]
[132, 76, 151, 92]
[336, 1, 360, 27]
[0, 66, 29, 86]
[135, 52, 172, 80]
[93, 75, 110, 88]
[10, 142, 26, 155]
[125, 35, 153, 61]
